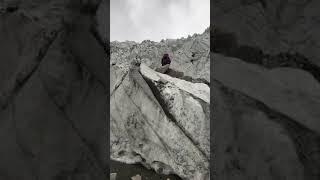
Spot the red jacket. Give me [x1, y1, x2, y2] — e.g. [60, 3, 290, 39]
[161, 54, 171, 66]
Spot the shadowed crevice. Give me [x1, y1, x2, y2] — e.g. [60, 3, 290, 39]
[213, 28, 320, 83]
[165, 68, 210, 86]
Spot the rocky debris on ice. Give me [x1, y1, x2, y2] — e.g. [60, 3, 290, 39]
[111, 28, 210, 82]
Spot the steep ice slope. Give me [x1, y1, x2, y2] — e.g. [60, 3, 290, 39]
[0, 0, 108, 179]
[213, 53, 320, 179]
[110, 28, 211, 179]
[213, 4, 320, 177]
[110, 64, 210, 179]
[214, 53, 320, 134]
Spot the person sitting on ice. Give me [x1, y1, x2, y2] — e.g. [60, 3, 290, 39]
[156, 53, 171, 73]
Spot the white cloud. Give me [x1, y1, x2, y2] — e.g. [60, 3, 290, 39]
[111, 0, 210, 42]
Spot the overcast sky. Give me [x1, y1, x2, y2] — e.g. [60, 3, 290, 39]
[111, 0, 210, 42]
